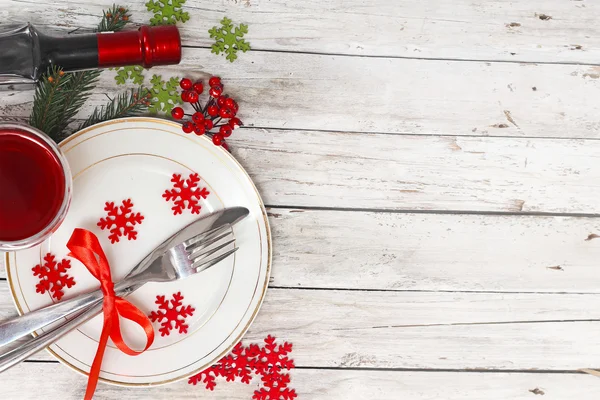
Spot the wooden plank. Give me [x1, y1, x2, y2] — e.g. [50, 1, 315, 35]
[1, 363, 599, 400]
[5, 0, 600, 63]
[4, 210, 600, 291]
[232, 129, 600, 213]
[1, 285, 600, 369]
[265, 209, 600, 292]
[1, 50, 600, 139]
[246, 289, 600, 370]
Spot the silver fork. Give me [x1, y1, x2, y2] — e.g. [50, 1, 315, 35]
[0, 206, 248, 349]
[0, 212, 245, 372]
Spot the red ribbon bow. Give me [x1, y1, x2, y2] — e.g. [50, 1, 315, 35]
[66, 228, 155, 400]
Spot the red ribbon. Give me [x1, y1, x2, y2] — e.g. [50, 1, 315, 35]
[66, 228, 155, 400]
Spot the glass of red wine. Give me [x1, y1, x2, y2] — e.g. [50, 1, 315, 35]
[0, 123, 72, 250]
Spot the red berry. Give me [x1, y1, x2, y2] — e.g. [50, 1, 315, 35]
[219, 108, 234, 119]
[207, 105, 219, 117]
[212, 133, 224, 145]
[217, 96, 227, 107]
[204, 119, 214, 130]
[229, 117, 242, 127]
[180, 78, 192, 90]
[192, 81, 204, 94]
[224, 98, 238, 113]
[188, 91, 199, 103]
[181, 91, 189, 102]
[171, 107, 184, 120]
[194, 123, 206, 135]
[209, 85, 223, 98]
[192, 112, 204, 123]
[222, 141, 229, 151]
[224, 98, 236, 109]
[219, 125, 233, 137]
[182, 122, 193, 133]
[209, 76, 221, 87]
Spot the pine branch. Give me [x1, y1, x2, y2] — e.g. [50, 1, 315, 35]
[29, 5, 131, 141]
[29, 66, 72, 140]
[97, 5, 131, 32]
[54, 6, 131, 137]
[78, 87, 151, 130]
[52, 70, 101, 140]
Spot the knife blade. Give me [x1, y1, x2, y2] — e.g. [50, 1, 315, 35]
[0, 207, 249, 348]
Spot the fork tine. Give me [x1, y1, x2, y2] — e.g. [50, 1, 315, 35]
[185, 231, 232, 256]
[188, 238, 235, 262]
[183, 223, 230, 248]
[192, 247, 238, 271]
[183, 224, 229, 248]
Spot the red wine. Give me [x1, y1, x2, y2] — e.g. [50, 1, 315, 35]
[0, 127, 66, 241]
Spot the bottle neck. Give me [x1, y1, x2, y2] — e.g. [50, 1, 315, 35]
[0, 24, 180, 86]
[38, 32, 98, 72]
[39, 25, 181, 71]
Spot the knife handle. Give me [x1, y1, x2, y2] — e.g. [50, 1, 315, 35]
[0, 280, 145, 373]
[0, 290, 104, 348]
[0, 276, 138, 348]
[0, 279, 144, 372]
[0, 300, 104, 373]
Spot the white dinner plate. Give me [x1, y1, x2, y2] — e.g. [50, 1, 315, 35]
[5, 118, 271, 386]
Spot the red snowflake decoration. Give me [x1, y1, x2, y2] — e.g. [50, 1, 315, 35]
[32, 253, 76, 301]
[162, 173, 210, 215]
[171, 76, 242, 150]
[254, 335, 295, 375]
[188, 336, 296, 400]
[221, 343, 262, 384]
[189, 369, 219, 391]
[148, 292, 195, 336]
[255, 373, 297, 400]
[97, 199, 144, 244]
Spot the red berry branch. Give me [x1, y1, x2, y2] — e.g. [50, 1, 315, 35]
[171, 76, 242, 150]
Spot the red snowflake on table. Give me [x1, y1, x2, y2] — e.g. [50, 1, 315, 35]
[148, 292, 195, 336]
[254, 335, 295, 375]
[255, 372, 297, 400]
[32, 253, 76, 301]
[221, 342, 262, 384]
[97, 199, 144, 244]
[162, 173, 210, 215]
[189, 368, 219, 391]
[188, 336, 296, 400]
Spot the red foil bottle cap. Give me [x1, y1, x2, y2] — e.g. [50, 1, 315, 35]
[97, 25, 181, 68]
[140, 25, 182, 67]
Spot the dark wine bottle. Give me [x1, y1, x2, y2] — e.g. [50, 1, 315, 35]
[0, 24, 181, 88]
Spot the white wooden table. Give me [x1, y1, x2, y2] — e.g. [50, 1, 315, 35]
[2, 0, 600, 398]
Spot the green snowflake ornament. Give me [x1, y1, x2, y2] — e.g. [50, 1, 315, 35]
[148, 74, 181, 114]
[209, 17, 250, 62]
[146, 0, 190, 25]
[113, 66, 145, 85]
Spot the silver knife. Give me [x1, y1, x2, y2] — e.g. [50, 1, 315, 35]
[0, 206, 248, 373]
[0, 207, 249, 348]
